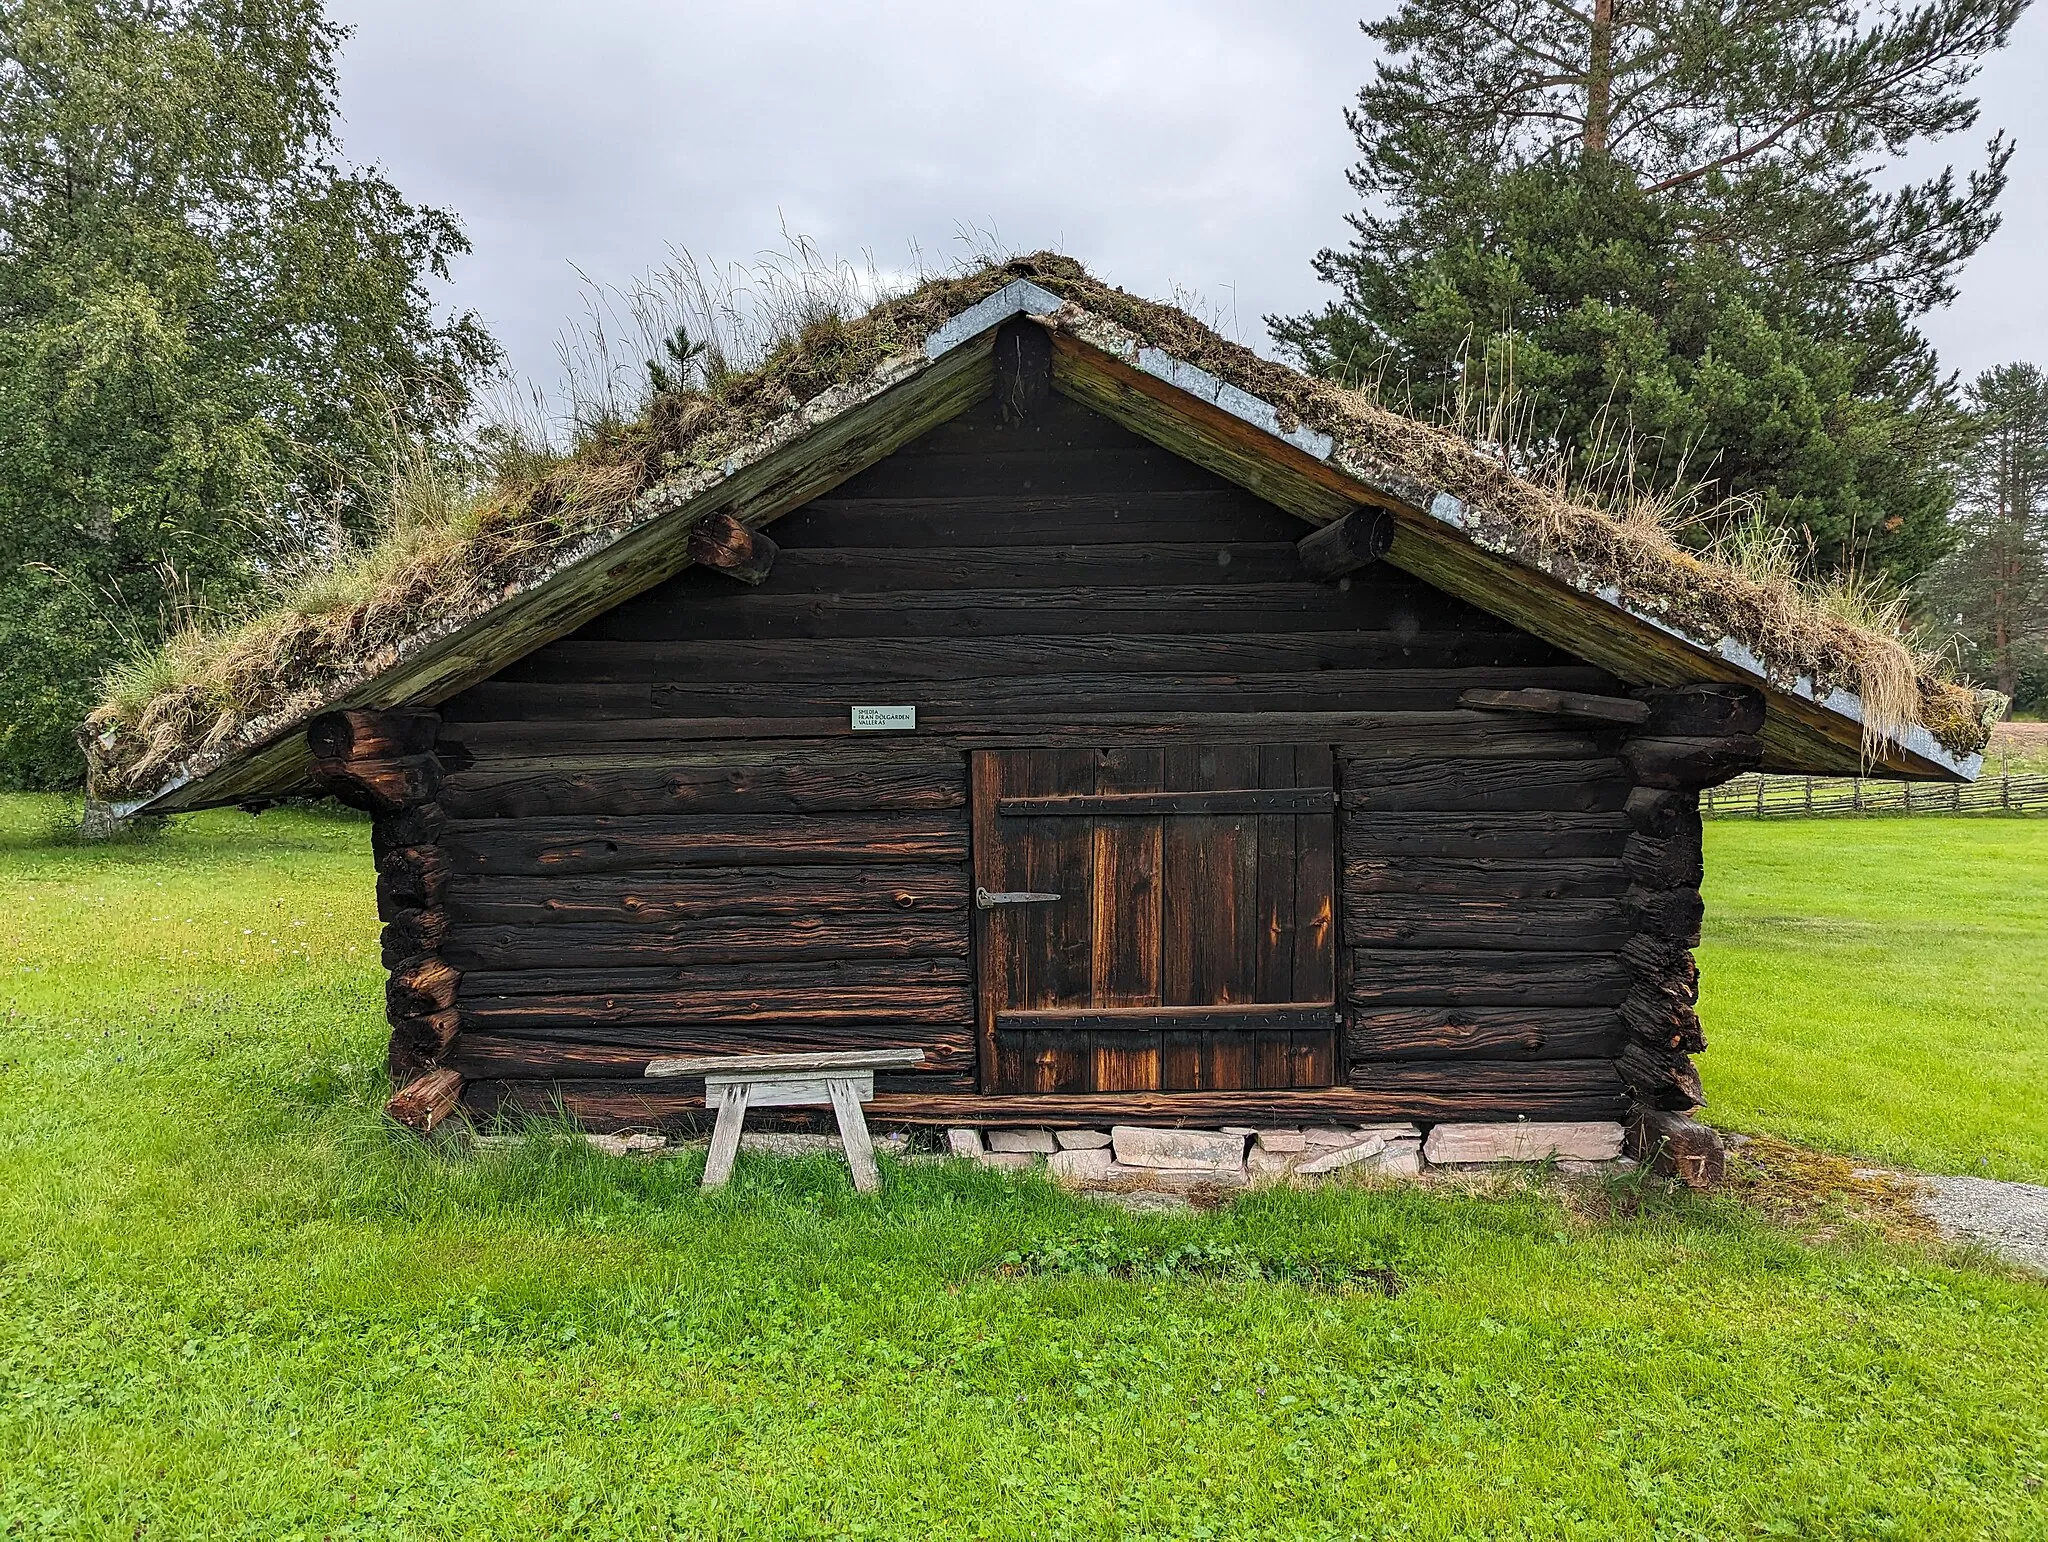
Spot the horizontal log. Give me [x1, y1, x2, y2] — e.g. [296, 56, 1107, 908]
[1349, 1057, 1626, 1096]
[446, 865, 969, 926]
[1621, 932, 1697, 990]
[381, 908, 449, 969]
[1344, 812, 1633, 859]
[458, 956, 967, 998]
[996, 789, 1335, 817]
[312, 753, 440, 815]
[1297, 505, 1395, 579]
[439, 813, 970, 876]
[459, 982, 973, 1031]
[1624, 787, 1702, 839]
[1345, 857, 1628, 900]
[1343, 895, 1631, 951]
[306, 709, 440, 763]
[389, 1009, 459, 1074]
[1620, 988, 1706, 1053]
[444, 1018, 973, 1056]
[464, 1081, 1632, 1130]
[1623, 831, 1704, 889]
[1343, 757, 1630, 813]
[996, 1004, 1338, 1033]
[1615, 1041, 1704, 1111]
[1459, 687, 1648, 725]
[767, 490, 1309, 548]
[1620, 735, 1763, 790]
[1349, 950, 1632, 1006]
[1625, 886, 1705, 945]
[376, 845, 451, 915]
[503, 631, 1572, 686]
[1347, 1007, 1623, 1061]
[1635, 685, 1766, 738]
[437, 711, 1614, 760]
[388, 956, 460, 1020]
[441, 915, 968, 969]
[438, 756, 966, 820]
[370, 804, 446, 863]
[446, 1029, 976, 1080]
[385, 1067, 463, 1134]
[688, 511, 777, 583]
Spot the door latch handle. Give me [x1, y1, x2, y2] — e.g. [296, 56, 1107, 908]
[976, 887, 1063, 909]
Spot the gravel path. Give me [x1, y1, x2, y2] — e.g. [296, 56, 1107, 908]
[1914, 1175, 2048, 1273]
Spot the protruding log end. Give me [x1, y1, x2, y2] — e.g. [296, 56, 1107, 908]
[688, 511, 777, 584]
[1616, 1041, 1704, 1111]
[387, 955, 460, 1020]
[1620, 735, 1763, 790]
[386, 1066, 464, 1134]
[306, 709, 440, 764]
[1298, 504, 1395, 580]
[1626, 1107, 1726, 1187]
[1633, 685, 1767, 738]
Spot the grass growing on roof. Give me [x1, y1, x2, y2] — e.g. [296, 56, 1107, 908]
[2, 793, 2045, 1536]
[83, 251, 1991, 805]
[1699, 815, 2048, 1182]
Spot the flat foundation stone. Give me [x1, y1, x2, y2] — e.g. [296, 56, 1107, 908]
[1056, 1128, 1113, 1150]
[946, 1128, 985, 1159]
[1424, 1120, 1626, 1165]
[1302, 1127, 1364, 1149]
[978, 1150, 1040, 1171]
[1111, 1125, 1246, 1171]
[1295, 1135, 1388, 1176]
[1047, 1148, 1118, 1184]
[1254, 1129, 1306, 1154]
[989, 1128, 1059, 1155]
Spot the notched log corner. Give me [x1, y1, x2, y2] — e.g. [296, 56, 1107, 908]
[386, 1066, 464, 1135]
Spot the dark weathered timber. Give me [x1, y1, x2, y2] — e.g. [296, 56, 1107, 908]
[376, 844, 451, 915]
[441, 915, 967, 970]
[1343, 895, 1631, 951]
[997, 1004, 1338, 1033]
[1624, 786, 1703, 839]
[385, 1067, 463, 1133]
[311, 753, 440, 815]
[467, 1081, 1632, 1129]
[1344, 857, 1629, 901]
[449, 1018, 975, 1057]
[1349, 950, 1632, 1006]
[381, 909, 449, 969]
[388, 955, 460, 1019]
[993, 316, 1054, 422]
[505, 631, 1573, 686]
[1343, 757, 1630, 813]
[444, 865, 970, 925]
[458, 956, 968, 998]
[1621, 988, 1706, 1053]
[370, 803, 445, 863]
[460, 973, 972, 1030]
[439, 813, 969, 876]
[446, 1029, 977, 1080]
[998, 789, 1337, 817]
[1635, 684, 1767, 738]
[764, 490, 1308, 549]
[1348, 1007, 1623, 1061]
[687, 512, 778, 584]
[1350, 1058, 1626, 1099]
[1297, 505, 1395, 579]
[1620, 735, 1764, 790]
[437, 757, 965, 820]
[1615, 1040, 1704, 1110]
[1343, 811, 1633, 859]
[1625, 886, 1706, 946]
[306, 709, 440, 763]
[390, 1010, 460, 1076]
[1459, 687, 1650, 725]
[1621, 931, 1698, 990]
[1622, 831, 1705, 889]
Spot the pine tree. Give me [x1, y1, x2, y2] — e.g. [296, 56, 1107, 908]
[1273, 0, 2027, 581]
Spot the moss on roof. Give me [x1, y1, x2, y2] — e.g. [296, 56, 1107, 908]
[83, 253, 1993, 802]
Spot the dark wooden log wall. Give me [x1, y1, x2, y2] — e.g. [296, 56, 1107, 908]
[418, 385, 1732, 1130]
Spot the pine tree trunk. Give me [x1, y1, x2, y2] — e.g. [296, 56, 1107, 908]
[1586, 0, 1615, 154]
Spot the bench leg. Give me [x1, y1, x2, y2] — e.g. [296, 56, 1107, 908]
[703, 1082, 750, 1189]
[827, 1077, 881, 1194]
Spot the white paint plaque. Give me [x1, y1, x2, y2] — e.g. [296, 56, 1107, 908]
[850, 704, 917, 732]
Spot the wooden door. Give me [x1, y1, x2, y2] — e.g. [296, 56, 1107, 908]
[972, 745, 1338, 1094]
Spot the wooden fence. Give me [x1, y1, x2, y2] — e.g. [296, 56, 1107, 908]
[1702, 770, 2048, 818]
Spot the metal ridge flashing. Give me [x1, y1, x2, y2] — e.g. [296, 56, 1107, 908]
[923, 279, 1067, 359]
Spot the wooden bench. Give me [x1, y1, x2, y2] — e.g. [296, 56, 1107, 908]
[644, 1048, 927, 1192]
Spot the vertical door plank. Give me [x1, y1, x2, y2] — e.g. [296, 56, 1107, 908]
[1028, 749, 1097, 1090]
[1161, 1030, 1204, 1090]
[1293, 743, 1339, 1008]
[1159, 746, 1203, 1008]
[1091, 746, 1163, 1091]
[970, 750, 1007, 1092]
[1254, 744, 1300, 1003]
[1205, 1029, 1255, 1090]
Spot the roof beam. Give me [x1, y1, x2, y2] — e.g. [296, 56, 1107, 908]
[688, 512, 778, 585]
[1297, 505, 1395, 580]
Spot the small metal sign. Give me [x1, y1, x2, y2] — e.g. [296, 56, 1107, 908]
[850, 704, 917, 732]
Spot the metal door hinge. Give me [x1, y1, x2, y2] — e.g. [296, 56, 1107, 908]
[976, 887, 1063, 909]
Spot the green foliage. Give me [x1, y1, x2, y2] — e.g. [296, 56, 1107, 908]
[1700, 815, 2048, 1182]
[1275, 0, 2024, 584]
[997, 1234, 1404, 1293]
[0, 794, 2045, 1533]
[1917, 363, 2048, 703]
[0, 0, 498, 789]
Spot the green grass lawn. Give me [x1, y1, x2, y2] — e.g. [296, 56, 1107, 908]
[1701, 816, 2048, 1183]
[1, 793, 2045, 1538]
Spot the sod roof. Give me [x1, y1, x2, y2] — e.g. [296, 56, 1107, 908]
[84, 254, 1995, 812]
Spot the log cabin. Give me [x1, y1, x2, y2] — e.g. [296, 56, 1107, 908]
[84, 257, 1994, 1143]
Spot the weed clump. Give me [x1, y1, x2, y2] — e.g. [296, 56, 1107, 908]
[995, 1234, 1404, 1294]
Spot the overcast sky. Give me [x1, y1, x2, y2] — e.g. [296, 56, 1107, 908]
[327, 0, 2048, 411]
